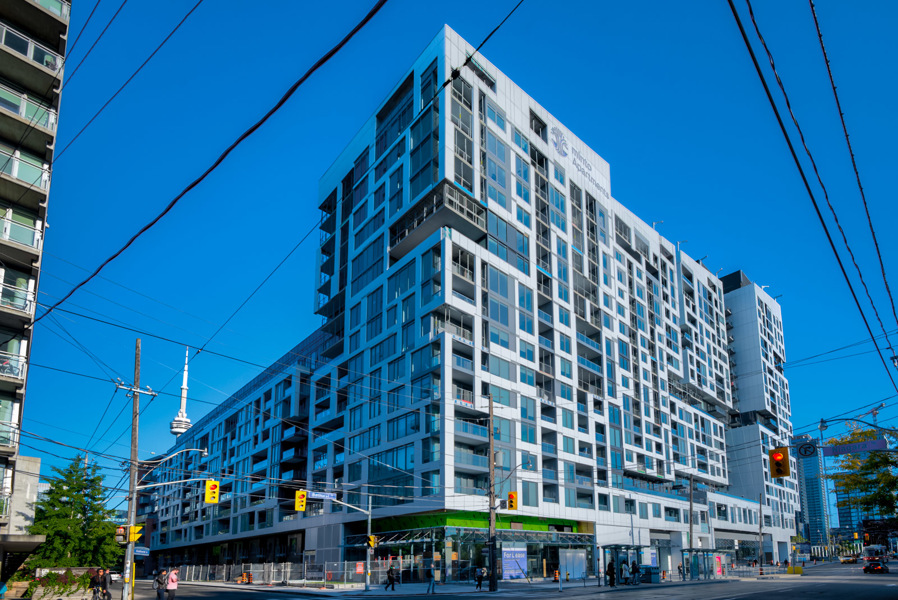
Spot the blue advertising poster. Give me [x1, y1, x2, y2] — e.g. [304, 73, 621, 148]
[501, 549, 527, 580]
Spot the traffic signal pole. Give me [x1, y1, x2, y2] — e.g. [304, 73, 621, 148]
[366, 495, 372, 592]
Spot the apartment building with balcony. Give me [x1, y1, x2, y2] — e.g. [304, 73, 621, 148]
[721, 271, 798, 562]
[148, 26, 797, 575]
[147, 330, 331, 567]
[0, 0, 69, 563]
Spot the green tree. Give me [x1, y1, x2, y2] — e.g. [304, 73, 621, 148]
[27, 456, 123, 568]
[827, 424, 898, 519]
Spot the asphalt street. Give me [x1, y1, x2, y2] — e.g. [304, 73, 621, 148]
[131, 562, 897, 600]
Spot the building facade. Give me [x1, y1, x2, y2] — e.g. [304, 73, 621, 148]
[149, 26, 797, 576]
[0, 0, 70, 567]
[794, 433, 828, 548]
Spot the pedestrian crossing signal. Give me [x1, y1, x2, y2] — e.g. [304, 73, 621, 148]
[204, 480, 220, 503]
[129, 525, 143, 542]
[115, 526, 126, 545]
[507, 491, 518, 510]
[295, 490, 307, 512]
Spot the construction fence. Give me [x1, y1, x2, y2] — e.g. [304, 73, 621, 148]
[173, 560, 433, 588]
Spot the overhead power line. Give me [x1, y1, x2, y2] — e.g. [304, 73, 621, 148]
[727, 0, 898, 395]
[807, 0, 898, 335]
[34, 0, 390, 327]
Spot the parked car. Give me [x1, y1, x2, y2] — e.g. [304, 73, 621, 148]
[839, 556, 857, 564]
[863, 561, 889, 574]
[108, 571, 122, 582]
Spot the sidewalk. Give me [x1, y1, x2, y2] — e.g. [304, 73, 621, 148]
[175, 576, 733, 596]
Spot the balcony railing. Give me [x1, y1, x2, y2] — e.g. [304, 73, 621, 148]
[455, 485, 487, 496]
[27, 0, 71, 19]
[541, 442, 556, 455]
[452, 386, 473, 404]
[455, 451, 488, 468]
[0, 83, 56, 130]
[537, 309, 552, 324]
[0, 351, 25, 380]
[0, 23, 62, 71]
[0, 215, 41, 250]
[0, 283, 34, 314]
[576, 332, 601, 352]
[0, 146, 49, 190]
[455, 420, 488, 438]
[0, 421, 17, 447]
[452, 262, 474, 282]
[452, 354, 474, 371]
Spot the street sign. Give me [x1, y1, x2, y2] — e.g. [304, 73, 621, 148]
[368, 548, 375, 556]
[822, 438, 887, 456]
[797, 442, 816, 457]
[356, 562, 364, 574]
[308, 491, 337, 500]
[134, 546, 150, 557]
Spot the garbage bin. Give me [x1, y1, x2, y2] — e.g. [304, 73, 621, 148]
[640, 565, 660, 584]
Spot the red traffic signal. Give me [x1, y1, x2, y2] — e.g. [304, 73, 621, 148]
[772, 452, 784, 462]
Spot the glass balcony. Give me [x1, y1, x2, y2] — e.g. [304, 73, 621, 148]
[0, 213, 41, 250]
[455, 420, 488, 438]
[27, 0, 71, 19]
[0, 23, 62, 71]
[541, 442, 556, 455]
[0, 82, 56, 130]
[0, 144, 49, 190]
[0, 421, 17, 448]
[452, 354, 473, 371]
[455, 451, 488, 468]
[0, 351, 25, 379]
[0, 283, 34, 314]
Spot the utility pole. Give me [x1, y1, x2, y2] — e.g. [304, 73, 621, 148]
[688, 472, 694, 580]
[123, 339, 140, 600]
[366, 494, 372, 592]
[488, 394, 497, 592]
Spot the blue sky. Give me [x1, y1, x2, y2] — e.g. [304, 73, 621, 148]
[24, 0, 898, 521]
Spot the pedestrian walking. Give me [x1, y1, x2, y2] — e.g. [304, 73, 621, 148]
[384, 565, 396, 591]
[153, 569, 168, 600]
[678, 562, 684, 580]
[620, 561, 629, 586]
[607, 560, 616, 587]
[426, 564, 435, 594]
[630, 561, 640, 586]
[475, 567, 484, 590]
[166, 567, 179, 600]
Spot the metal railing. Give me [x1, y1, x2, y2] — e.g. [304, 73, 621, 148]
[0, 421, 17, 447]
[0, 215, 41, 250]
[0, 351, 25, 379]
[0, 22, 62, 71]
[0, 283, 34, 314]
[0, 146, 49, 190]
[0, 82, 56, 130]
[28, 0, 71, 19]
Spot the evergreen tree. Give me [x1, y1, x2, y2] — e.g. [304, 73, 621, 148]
[27, 456, 123, 568]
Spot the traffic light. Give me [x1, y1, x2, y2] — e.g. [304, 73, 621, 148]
[129, 525, 143, 542]
[295, 490, 307, 512]
[115, 526, 127, 545]
[204, 480, 220, 504]
[368, 535, 378, 548]
[768, 447, 790, 478]
[507, 491, 518, 510]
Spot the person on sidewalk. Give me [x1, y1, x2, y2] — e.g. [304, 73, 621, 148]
[166, 567, 179, 600]
[475, 568, 484, 590]
[620, 561, 629, 586]
[385, 565, 396, 591]
[606, 560, 615, 587]
[426, 564, 435, 595]
[153, 569, 168, 600]
[630, 561, 640, 586]
[678, 562, 684, 581]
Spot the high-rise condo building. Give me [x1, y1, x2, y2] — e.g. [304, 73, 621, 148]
[147, 25, 797, 576]
[0, 0, 70, 565]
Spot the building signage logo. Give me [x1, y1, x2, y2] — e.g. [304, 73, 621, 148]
[551, 125, 610, 201]
[550, 126, 568, 157]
